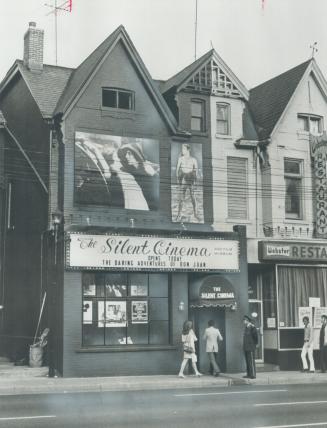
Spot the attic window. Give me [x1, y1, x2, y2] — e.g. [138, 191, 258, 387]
[102, 88, 134, 110]
[298, 114, 322, 135]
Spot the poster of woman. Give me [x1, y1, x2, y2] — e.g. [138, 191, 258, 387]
[171, 142, 204, 223]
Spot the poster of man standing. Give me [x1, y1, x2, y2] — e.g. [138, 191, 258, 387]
[171, 142, 204, 223]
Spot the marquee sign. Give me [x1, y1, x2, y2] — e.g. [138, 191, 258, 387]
[66, 233, 239, 272]
[310, 132, 327, 238]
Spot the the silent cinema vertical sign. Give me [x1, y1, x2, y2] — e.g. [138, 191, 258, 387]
[66, 233, 239, 272]
[311, 132, 327, 238]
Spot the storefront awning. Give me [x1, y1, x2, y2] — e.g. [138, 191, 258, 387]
[190, 276, 236, 309]
[190, 300, 236, 308]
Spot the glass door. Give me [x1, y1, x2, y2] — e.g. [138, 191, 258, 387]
[249, 300, 264, 362]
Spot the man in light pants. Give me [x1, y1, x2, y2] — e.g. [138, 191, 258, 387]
[301, 316, 315, 373]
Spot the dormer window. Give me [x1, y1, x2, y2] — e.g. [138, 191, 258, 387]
[102, 88, 134, 110]
[298, 114, 322, 135]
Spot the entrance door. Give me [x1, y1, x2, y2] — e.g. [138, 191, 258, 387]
[190, 307, 226, 373]
[249, 300, 263, 362]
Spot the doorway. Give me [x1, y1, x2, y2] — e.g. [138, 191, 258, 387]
[190, 307, 226, 373]
[249, 300, 263, 362]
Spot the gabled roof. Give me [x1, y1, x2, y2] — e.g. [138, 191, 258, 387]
[248, 59, 312, 140]
[0, 60, 73, 118]
[161, 50, 214, 94]
[54, 25, 179, 133]
[0, 26, 179, 133]
[54, 25, 123, 114]
[161, 49, 249, 100]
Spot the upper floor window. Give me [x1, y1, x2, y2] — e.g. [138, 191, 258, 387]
[298, 114, 322, 135]
[102, 88, 134, 110]
[284, 159, 303, 220]
[216, 103, 230, 135]
[191, 99, 205, 132]
[227, 156, 248, 219]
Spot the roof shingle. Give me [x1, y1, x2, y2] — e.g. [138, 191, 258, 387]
[17, 61, 73, 117]
[248, 60, 311, 139]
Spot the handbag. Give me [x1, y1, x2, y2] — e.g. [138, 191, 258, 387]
[183, 333, 193, 353]
[183, 344, 193, 353]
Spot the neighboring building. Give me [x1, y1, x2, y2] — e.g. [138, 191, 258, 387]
[1, 22, 327, 375]
[159, 51, 327, 370]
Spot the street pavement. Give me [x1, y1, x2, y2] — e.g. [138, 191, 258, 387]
[0, 383, 327, 427]
[0, 363, 326, 395]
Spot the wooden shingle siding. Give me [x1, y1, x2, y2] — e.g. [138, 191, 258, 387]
[227, 156, 248, 219]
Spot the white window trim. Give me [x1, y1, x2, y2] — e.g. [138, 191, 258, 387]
[284, 158, 304, 221]
[216, 102, 231, 136]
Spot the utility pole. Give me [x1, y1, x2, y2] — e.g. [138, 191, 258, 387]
[45, 0, 72, 65]
[194, 0, 198, 60]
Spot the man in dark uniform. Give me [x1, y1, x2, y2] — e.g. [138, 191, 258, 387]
[320, 315, 327, 373]
[243, 315, 258, 379]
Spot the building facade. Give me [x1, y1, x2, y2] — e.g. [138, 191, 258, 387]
[1, 23, 327, 375]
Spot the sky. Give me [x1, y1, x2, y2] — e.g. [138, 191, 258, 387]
[0, 0, 327, 89]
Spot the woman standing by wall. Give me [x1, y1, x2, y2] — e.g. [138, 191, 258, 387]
[178, 320, 202, 378]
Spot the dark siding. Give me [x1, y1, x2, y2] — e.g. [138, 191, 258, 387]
[0, 74, 49, 359]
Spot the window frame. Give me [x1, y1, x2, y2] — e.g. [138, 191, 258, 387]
[82, 272, 171, 348]
[190, 99, 206, 132]
[284, 158, 303, 220]
[216, 102, 230, 135]
[297, 113, 323, 135]
[227, 156, 248, 220]
[102, 87, 135, 111]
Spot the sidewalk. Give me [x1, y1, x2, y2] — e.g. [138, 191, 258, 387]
[0, 364, 326, 396]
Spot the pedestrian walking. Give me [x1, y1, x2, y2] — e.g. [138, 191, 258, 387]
[203, 319, 223, 376]
[243, 315, 258, 379]
[301, 316, 315, 373]
[178, 320, 202, 378]
[319, 314, 327, 373]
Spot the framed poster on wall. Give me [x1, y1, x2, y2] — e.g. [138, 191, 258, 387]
[298, 307, 313, 327]
[131, 301, 148, 324]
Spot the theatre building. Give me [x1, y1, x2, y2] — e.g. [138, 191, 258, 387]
[0, 23, 249, 376]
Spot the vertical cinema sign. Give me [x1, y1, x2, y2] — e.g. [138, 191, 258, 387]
[311, 132, 327, 237]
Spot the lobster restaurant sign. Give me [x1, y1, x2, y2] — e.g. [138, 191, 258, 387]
[66, 233, 239, 272]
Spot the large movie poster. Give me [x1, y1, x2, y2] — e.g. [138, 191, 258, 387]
[75, 132, 160, 210]
[171, 142, 204, 223]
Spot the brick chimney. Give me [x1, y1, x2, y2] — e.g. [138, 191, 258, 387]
[23, 22, 44, 72]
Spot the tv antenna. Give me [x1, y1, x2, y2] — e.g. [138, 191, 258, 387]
[45, 0, 72, 65]
[310, 42, 318, 59]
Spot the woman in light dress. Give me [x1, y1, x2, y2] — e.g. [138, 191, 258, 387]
[178, 320, 202, 378]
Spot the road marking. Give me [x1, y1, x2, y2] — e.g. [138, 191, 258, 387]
[0, 416, 56, 421]
[255, 400, 327, 407]
[175, 389, 288, 397]
[255, 422, 327, 428]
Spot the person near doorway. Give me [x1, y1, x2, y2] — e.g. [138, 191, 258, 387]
[301, 316, 315, 373]
[203, 319, 223, 376]
[319, 315, 327, 373]
[178, 320, 202, 378]
[243, 315, 258, 379]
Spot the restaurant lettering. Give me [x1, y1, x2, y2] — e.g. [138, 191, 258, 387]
[310, 133, 327, 237]
[260, 241, 327, 262]
[66, 233, 239, 272]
